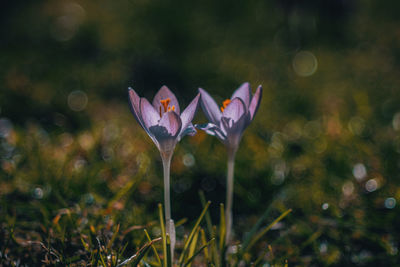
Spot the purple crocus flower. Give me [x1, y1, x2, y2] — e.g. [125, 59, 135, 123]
[196, 82, 262, 245]
[128, 86, 200, 155]
[128, 85, 200, 259]
[197, 82, 262, 153]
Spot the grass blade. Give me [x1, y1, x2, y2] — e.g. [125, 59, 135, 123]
[199, 190, 214, 238]
[144, 229, 162, 265]
[116, 237, 161, 267]
[175, 217, 188, 227]
[245, 209, 292, 252]
[210, 226, 220, 267]
[178, 201, 211, 265]
[241, 205, 273, 251]
[106, 165, 147, 213]
[183, 238, 215, 267]
[200, 228, 210, 263]
[107, 224, 120, 250]
[253, 245, 273, 266]
[158, 203, 168, 267]
[218, 203, 225, 252]
[186, 227, 200, 267]
[166, 234, 172, 267]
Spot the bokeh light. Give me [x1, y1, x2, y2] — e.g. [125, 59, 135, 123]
[68, 90, 88, 111]
[0, 118, 13, 138]
[353, 163, 367, 182]
[50, 2, 86, 42]
[392, 112, 400, 131]
[182, 153, 195, 167]
[365, 178, 378, 192]
[292, 51, 318, 77]
[384, 197, 396, 209]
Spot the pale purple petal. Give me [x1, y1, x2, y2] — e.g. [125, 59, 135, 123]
[148, 111, 182, 152]
[178, 123, 197, 141]
[199, 88, 222, 125]
[222, 97, 246, 123]
[128, 88, 144, 126]
[220, 117, 233, 134]
[140, 98, 161, 130]
[224, 113, 249, 149]
[231, 82, 251, 107]
[179, 93, 200, 136]
[249, 85, 262, 120]
[195, 123, 227, 141]
[152, 85, 181, 115]
[158, 111, 182, 137]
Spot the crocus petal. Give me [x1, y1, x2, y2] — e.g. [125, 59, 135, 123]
[249, 85, 262, 120]
[199, 88, 222, 125]
[196, 123, 227, 141]
[231, 82, 251, 107]
[128, 88, 144, 127]
[149, 111, 182, 152]
[179, 93, 200, 137]
[140, 98, 161, 131]
[220, 117, 233, 133]
[224, 113, 249, 149]
[178, 123, 197, 140]
[152, 85, 181, 115]
[222, 97, 246, 123]
[158, 111, 182, 137]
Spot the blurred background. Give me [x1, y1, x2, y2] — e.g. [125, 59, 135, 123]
[1, 0, 400, 265]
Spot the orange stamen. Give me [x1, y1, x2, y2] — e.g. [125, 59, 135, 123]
[160, 98, 171, 112]
[220, 99, 231, 112]
[159, 98, 174, 116]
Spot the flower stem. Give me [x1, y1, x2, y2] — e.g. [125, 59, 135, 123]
[161, 150, 176, 262]
[225, 149, 236, 244]
[161, 151, 173, 225]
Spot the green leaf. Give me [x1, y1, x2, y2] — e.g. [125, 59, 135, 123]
[178, 201, 211, 265]
[200, 228, 210, 263]
[106, 166, 146, 212]
[241, 205, 273, 251]
[166, 234, 172, 267]
[144, 229, 162, 265]
[245, 209, 292, 253]
[107, 223, 120, 250]
[199, 190, 214, 238]
[175, 217, 188, 227]
[186, 227, 200, 267]
[159, 203, 168, 267]
[219, 203, 225, 252]
[99, 254, 107, 267]
[116, 237, 161, 267]
[183, 238, 215, 267]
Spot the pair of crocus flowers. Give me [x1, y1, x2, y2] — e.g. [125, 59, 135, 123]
[128, 83, 262, 247]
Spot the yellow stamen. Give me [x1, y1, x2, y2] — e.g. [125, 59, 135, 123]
[167, 105, 175, 112]
[220, 99, 231, 112]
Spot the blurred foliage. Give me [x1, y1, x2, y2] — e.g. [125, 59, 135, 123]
[1, 0, 400, 266]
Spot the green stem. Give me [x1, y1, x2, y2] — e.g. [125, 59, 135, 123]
[225, 149, 237, 244]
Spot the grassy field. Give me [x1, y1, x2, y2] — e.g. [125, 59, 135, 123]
[1, 0, 400, 266]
